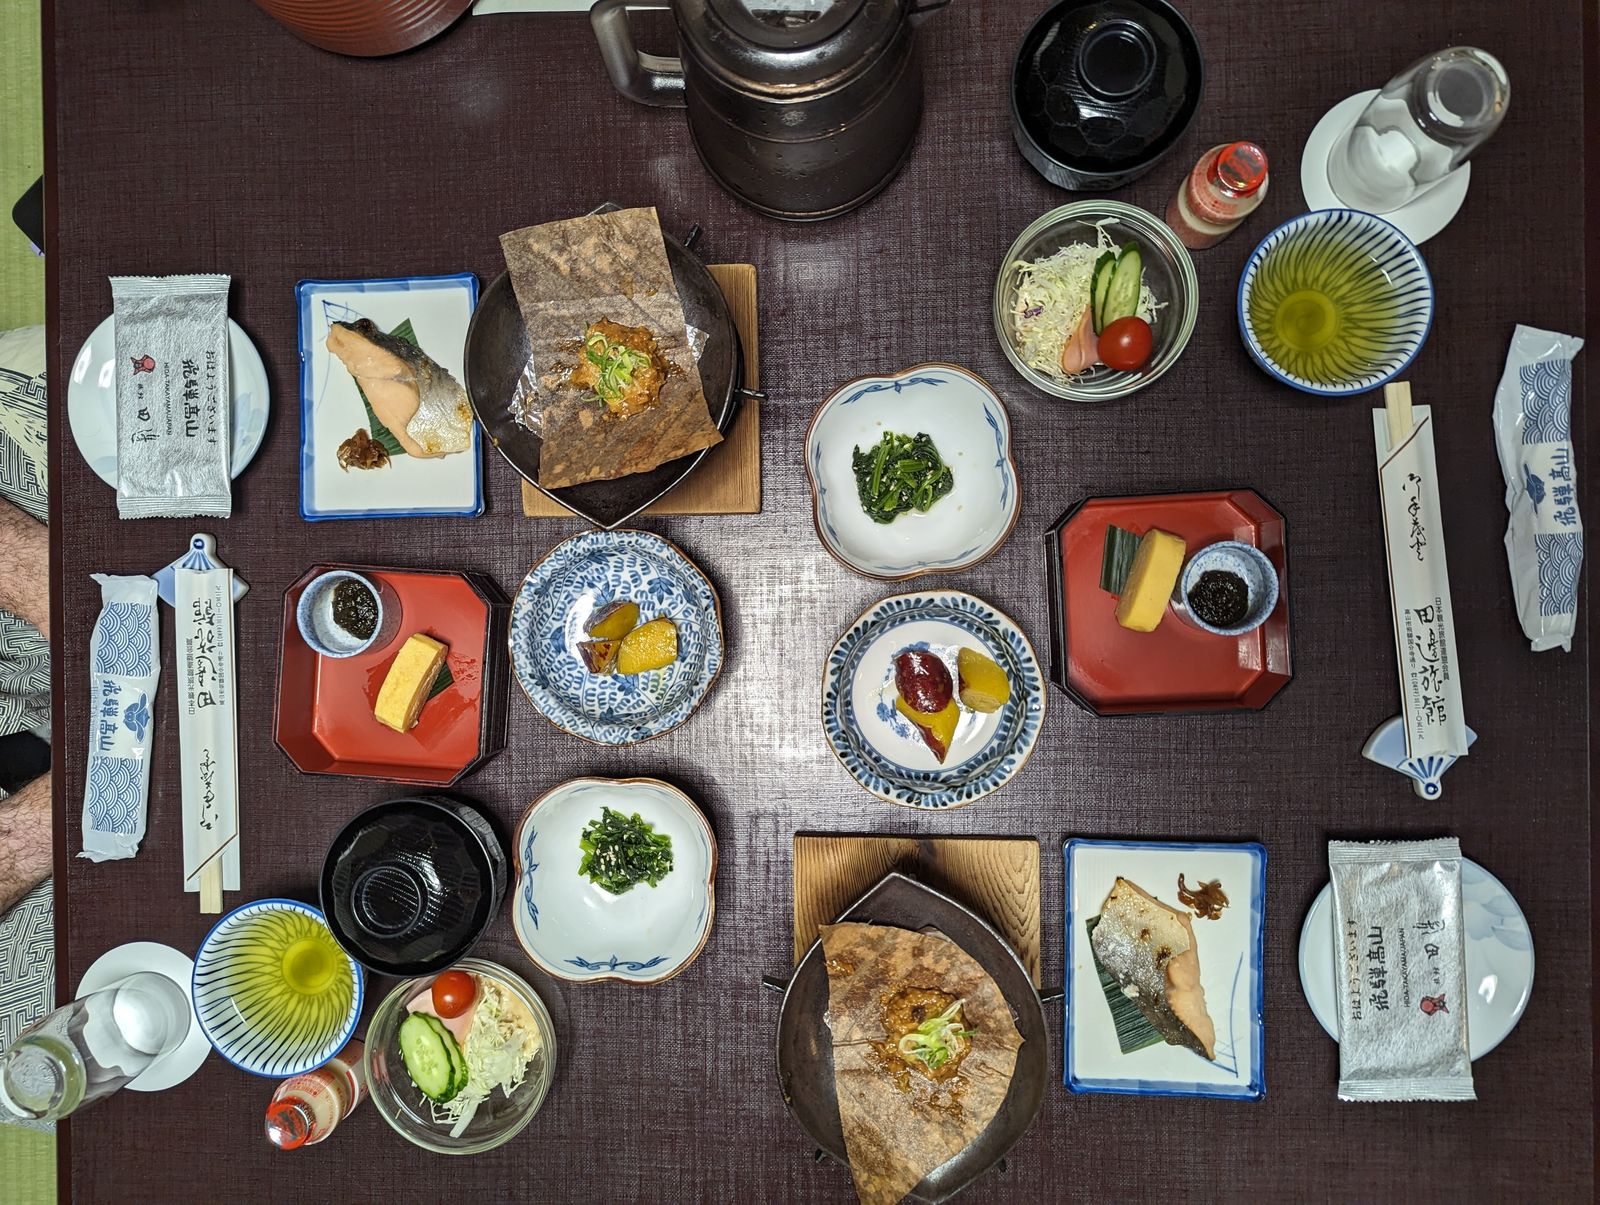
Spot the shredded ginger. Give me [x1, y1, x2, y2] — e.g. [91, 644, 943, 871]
[1009, 224, 1162, 381]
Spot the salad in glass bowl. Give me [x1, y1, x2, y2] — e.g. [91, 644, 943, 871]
[994, 201, 1197, 402]
[365, 958, 556, 1154]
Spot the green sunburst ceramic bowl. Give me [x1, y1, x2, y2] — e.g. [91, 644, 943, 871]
[193, 899, 363, 1077]
[1238, 209, 1433, 397]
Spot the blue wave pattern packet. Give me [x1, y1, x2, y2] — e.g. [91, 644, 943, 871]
[80, 574, 160, 862]
[1493, 324, 1584, 651]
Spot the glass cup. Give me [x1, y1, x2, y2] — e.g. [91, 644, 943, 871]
[1327, 47, 1509, 214]
[0, 972, 191, 1121]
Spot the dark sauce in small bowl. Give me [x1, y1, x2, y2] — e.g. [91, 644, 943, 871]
[1186, 569, 1249, 628]
[332, 579, 379, 640]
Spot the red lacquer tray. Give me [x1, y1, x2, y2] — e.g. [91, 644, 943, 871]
[1045, 490, 1292, 716]
[275, 565, 509, 785]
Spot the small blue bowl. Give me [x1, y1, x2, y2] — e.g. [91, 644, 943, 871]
[1177, 541, 1279, 637]
[295, 569, 400, 659]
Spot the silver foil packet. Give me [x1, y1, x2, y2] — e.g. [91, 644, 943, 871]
[1493, 324, 1584, 652]
[110, 274, 232, 518]
[1330, 838, 1474, 1101]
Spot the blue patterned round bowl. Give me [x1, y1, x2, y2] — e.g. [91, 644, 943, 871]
[822, 591, 1047, 809]
[509, 530, 724, 746]
[1238, 209, 1433, 397]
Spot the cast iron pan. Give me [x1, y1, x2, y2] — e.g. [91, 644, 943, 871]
[767, 872, 1050, 1203]
[463, 221, 749, 530]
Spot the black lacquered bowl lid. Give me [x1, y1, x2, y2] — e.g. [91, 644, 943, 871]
[1014, 0, 1203, 175]
[321, 798, 501, 976]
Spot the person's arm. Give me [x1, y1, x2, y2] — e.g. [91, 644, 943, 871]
[0, 772, 50, 915]
[0, 499, 48, 640]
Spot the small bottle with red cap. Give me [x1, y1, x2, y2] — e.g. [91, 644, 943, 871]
[1166, 142, 1270, 250]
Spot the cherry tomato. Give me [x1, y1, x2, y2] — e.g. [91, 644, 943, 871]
[1099, 316, 1154, 372]
[431, 969, 477, 1019]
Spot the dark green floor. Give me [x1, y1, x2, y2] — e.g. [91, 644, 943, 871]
[0, 1, 52, 1200]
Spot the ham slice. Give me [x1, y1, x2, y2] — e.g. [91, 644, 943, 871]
[1059, 303, 1100, 376]
[407, 984, 476, 1045]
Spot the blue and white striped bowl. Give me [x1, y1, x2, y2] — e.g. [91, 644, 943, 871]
[1238, 209, 1433, 397]
[822, 590, 1046, 809]
[192, 899, 363, 1078]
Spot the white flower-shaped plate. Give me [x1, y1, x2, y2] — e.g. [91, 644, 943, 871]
[805, 363, 1021, 580]
[513, 777, 717, 985]
[509, 529, 724, 745]
[821, 590, 1045, 809]
[1298, 857, 1533, 1059]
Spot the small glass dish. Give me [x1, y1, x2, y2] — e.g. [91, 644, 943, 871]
[994, 201, 1198, 402]
[364, 958, 557, 1155]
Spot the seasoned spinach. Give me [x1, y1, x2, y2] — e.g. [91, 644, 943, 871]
[850, 431, 955, 525]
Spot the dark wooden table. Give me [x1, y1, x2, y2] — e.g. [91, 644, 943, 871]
[44, 1, 1593, 1200]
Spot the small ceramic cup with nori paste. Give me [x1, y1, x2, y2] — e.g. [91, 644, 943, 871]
[1175, 541, 1278, 637]
[296, 569, 401, 659]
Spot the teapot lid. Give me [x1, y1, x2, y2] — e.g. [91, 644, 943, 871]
[684, 0, 908, 88]
[706, 0, 867, 49]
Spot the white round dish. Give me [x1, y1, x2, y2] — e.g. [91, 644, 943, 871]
[512, 777, 717, 985]
[1299, 89, 1470, 246]
[76, 941, 211, 1092]
[822, 590, 1046, 809]
[804, 364, 1020, 580]
[1297, 858, 1533, 1059]
[67, 314, 270, 485]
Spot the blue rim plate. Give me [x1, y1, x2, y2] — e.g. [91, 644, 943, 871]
[821, 590, 1046, 809]
[296, 272, 483, 521]
[192, 898, 364, 1079]
[1236, 209, 1433, 398]
[1064, 839, 1266, 1100]
[509, 529, 724, 746]
[804, 363, 1022, 580]
[512, 777, 718, 985]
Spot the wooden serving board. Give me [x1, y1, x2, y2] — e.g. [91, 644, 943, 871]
[793, 833, 1041, 984]
[522, 263, 761, 517]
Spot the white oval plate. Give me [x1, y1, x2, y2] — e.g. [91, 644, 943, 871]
[68, 314, 270, 486]
[805, 364, 1020, 580]
[1297, 857, 1534, 1059]
[512, 777, 717, 985]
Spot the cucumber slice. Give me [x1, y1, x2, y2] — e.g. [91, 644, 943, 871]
[1090, 251, 1116, 334]
[426, 1014, 470, 1095]
[399, 1012, 464, 1104]
[1101, 244, 1144, 328]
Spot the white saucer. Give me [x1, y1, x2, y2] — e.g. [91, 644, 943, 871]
[67, 314, 270, 487]
[1297, 858, 1533, 1060]
[1300, 89, 1470, 246]
[76, 941, 211, 1092]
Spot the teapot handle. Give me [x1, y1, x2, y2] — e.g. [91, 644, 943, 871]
[591, 0, 686, 108]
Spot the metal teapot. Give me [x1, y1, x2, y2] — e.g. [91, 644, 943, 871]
[592, 0, 948, 221]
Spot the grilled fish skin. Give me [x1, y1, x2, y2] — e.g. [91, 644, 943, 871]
[1090, 877, 1217, 1060]
[326, 319, 471, 458]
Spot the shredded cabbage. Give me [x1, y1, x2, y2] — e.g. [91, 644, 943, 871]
[1009, 224, 1161, 381]
[431, 978, 541, 1138]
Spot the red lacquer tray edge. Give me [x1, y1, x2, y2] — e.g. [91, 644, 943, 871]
[1043, 489, 1295, 718]
[273, 563, 510, 786]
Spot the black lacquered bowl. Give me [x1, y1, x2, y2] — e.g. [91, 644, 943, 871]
[1012, 0, 1204, 190]
[320, 796, 508, 976]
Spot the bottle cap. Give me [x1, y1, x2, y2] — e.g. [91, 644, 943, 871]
[264, 1099, 315, 1150]
[1213, 143, 1268, 196]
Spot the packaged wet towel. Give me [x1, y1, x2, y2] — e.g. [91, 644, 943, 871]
[1493, 325, 1584, 651]
[110, 273, 232, 518]
[81, 574, 160, 862]
[1329, 838, 1473, 1102]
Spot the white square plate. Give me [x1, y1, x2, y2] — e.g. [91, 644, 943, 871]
[1064, 838, 1266, 1099]
[296, 273, 482, 520]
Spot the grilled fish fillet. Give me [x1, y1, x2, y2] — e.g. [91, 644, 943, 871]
[1090, 877, 1216, 1059]
[326, 319, 471, 458]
